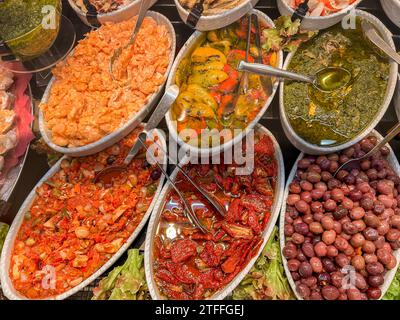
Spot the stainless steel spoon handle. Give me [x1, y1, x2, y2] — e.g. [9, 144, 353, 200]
[128, 0, 154, 45]
[364, 123, 400, 159]
[362, 20, 400, 65]
[238, 61, 314, 84]
[138, 136, 208, 234]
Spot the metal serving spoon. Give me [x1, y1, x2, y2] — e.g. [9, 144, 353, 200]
[361, 20, 400, 65]
[109, 0, 153, 82]
[237, 61, 352, 92]
[334, 123, 400, 176]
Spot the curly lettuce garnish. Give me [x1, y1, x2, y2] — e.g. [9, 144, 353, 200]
[92, 249, 150, 300]
[384, 267, 400, 300]
[232, 226, 294, 300]
[0, 222, 9, 255]
[263, 16, 317, 53]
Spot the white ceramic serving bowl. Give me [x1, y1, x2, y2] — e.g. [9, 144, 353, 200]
[277, 0, 362, 30]
[67, 0, 158, 27]
[0, 126, 167, 300]
[279, 130, 400, 300]
[144, 124, 285, 300]
[39, 11, 176, 157]
[165, 9, 283, 158]
[380, 0, 400, 29]
[279, 10, 398, 155]
[395, 74, 400, 121]
[174, 0, 257, 31]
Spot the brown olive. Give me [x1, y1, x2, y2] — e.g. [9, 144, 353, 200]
[311, 189, 324, 201]
[385, 255, 397, 270]
[367, 287, 382, 300]
[284, 224, 295, 237]
[390, 215, 400, 229]
[368, 275, 384, 288]
[288, 259, 301, 272]
[296, 284, 311, 299]
[309, 291, 324, 300]
[318, 272, 331, 286]
[351, 255, 366, 271]
[342, 197, 354, 210]
[322, 258, 337, 273]
[344, 245, 355, 256]
[377, 180, 394, 196]
[303, 276, 318, 289]
[342, 221, 358, 235]
[309, 222, 324, 235]
[295, 200, 309, 214]
[311, 202, 324, 213]
[360, 197, 374, 211]
[335, 236, 350, 252]
[331, 188, 345, 202]
[302, 242, 315, 258]
[299, 261, 313, 278]
[322, 230, 336, 245]
[294, 222, 309, 235]
[349, 190, 363, 201]
[350, 207, 366, 220]
[289, 182, 302, 194]
[362, 241, 376, 254]
[355, 273, 368, 290]
[377, 221, 390, 236]
[315, 181, 328, 192]
[321, 216, 335, 230]
[378, 195, 394, 208]
[310, 257, 323, 273]
[330, 272, 344, 288]
[363, 253, 378, 264]
[326, 245, 338, 257]
[314, 242, 328, 257]
[324, 199, 337, 212]
[366, 262, 384, 276]
[386, 228, 400, 242]
[307, 172, 321, 184]
[350, 233, 366, 248]
[301, 191, 313, 204]
[347, 288, 362, 300]
[333, 221, 342, 234]
[287, 194, 301, 206]
[322, 285, 340, 300]
[365, 213, 380, 228]
[292, 233, 305, 245]
[374, 236, 386, 249]
[363, 227, 379, 241]
[353, 220, 367, 232]
[333, 205, 348, 220]
[296, 251, 307, 262]
[300, 180, 313, 191]
[335, 253, 350, 268]
[283, 243, 298, 259]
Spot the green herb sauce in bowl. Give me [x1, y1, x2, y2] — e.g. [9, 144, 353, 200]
[283, 18, 390, 147]
[0, 0, 61, 60]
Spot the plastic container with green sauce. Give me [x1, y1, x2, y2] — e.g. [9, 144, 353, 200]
[0, 0, 61, 60]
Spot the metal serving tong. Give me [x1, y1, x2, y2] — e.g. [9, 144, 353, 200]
[109, 0, 153, 82]
[95, 86, 226, 233]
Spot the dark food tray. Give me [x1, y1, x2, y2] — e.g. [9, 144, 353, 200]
[1, 0, 399, 300]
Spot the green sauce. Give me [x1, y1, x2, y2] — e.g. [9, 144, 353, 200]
[0, 0, 61, 60]
[284, 19, 390, 146]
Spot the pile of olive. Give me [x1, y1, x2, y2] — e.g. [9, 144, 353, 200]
[283, 136, 400, 300]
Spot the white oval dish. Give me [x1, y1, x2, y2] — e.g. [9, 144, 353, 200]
[277, 0, 362, 31]
[279, 130, 400, 300]
[0, 126, 167, 300]
[395, 74, 400, 121]
[67, 0, 158, 27]
[174, 0, 257, 31]
[165, 9, 283, 158]
[380, 0, 400, 29]
[39, 11, 176, 157]
[144, 124, 285, 300]
[279, 10, 398, 155]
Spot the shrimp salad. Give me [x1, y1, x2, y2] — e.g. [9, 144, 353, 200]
[40, 17, 172, 148]
[285, 0, 358, 17]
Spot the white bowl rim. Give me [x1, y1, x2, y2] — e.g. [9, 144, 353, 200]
[174, 0, 256, 20]
[144, 123, 286, 300]
[278, 0, 363, 20]
[279, 129, 400, 300]
[165, 9, 283, 157]
[279, 9, 399, 154]
[39, 10, 176, 156]
[0, 127, 167, 300]
[67, 0, 149, 18]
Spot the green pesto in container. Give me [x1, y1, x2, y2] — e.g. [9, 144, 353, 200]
[283, 19, 390, 147]
[0, 0, 61, 60]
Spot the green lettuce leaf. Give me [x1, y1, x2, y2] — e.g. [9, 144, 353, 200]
[0, 222, 9, 255]
[92, 249, 149, 300]
[232, 227, 294, 300]
[384, 267, 400, 300]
